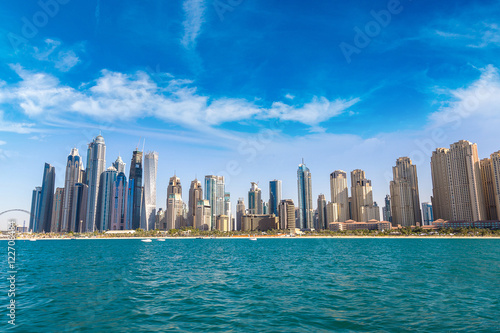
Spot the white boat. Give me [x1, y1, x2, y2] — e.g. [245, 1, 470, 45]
[29, 239, 37, 242]
[141, 239, 153, 243]
[157, 238, 165, 242]
[249, 237, 257, 241]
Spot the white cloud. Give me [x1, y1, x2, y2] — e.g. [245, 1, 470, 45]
[181, 0, 206, 49]
[0, 140, 6, 145]
[433, 23, 500, 49]
[0, 110, 36, 134]
[33, 39, 81, 72]
[55, 50, 80, 72]
[0, 66, 359, 129]
[285, 93, 295, 100]
[265, 97, 360, 126]
[429, 65, 500, 126]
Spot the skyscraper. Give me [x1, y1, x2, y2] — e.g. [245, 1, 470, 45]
[142, 151, 158, 231]
[297, 161, 313, 229]
[166, 193, 184, 230]
[350, 169, 364, 222]
[195, 200, 211, 230]
[248, 182, 263, 214]
[389, 157, 422, 227]
[351, 169, 379, 222]
[279, 199, 295, 230]
[491, 151, 500, 220]
[29, 187, 42, 232]
[38, 163, 55, 232]
[204, 175, 225, 229]
[326, 202, 339, 224]
[430, 148, 452, 221]
[99, 166, 117, 231]
[128, 149, 143, 230]
[61, 148, 83, 232]
[224, 192, 231, 230]
[110, 172, 127, 231]
[71, 183, 88, 232]
[317, 194, 327, 229]
[431, 140, 486, 222]
[236, 198, 245, 231]
[330, 170, 349, 222]
[422, 202, 433, 225]
[50, 188, 64, 232]
[269, 180, 282, 217]
[85, 135, 106, 232]
[216, 177, 225, 221]
[382, 195, 392, 223]
[480, 158, 498, 221]
[112, 155, 126, 174]
[188, 179, 203, 228]
[156, 208, 165, 230]
[168, 175, 182, 197]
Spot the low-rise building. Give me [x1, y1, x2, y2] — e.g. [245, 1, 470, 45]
[328, 219, 391, 231]
[432, 220, 500, 229]
[216, 215, 230, 232]
[241, 214, 279, 231]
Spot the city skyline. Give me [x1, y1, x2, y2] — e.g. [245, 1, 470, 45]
[21, 134, 500, 233]
[2, 1, 500, 228]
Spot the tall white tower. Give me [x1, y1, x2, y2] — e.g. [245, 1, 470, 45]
[142, 151, 158, 230]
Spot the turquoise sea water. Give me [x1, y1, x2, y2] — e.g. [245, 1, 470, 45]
[1, 238, 499, 332]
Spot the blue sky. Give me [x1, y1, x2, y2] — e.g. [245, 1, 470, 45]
[1, 0, 500, 228]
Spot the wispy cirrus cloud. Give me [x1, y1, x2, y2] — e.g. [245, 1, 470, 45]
[0, 110, 36, 134]
[0, 65, 359, 130]
[429, 65, 500, 126]
[33, 39, 82, 72]
[181, 0, 207, 49]
[430, 22, 500, 49]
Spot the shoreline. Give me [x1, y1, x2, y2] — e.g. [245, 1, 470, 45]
[3, 236, 500, 240]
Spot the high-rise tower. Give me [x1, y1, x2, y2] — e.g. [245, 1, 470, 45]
[297, 161, 313, 229]
[188, 179, 203, 228]
[317, 194, 327, 229]
[490, 151, 500, 220]
[85, 135, 106, 232]
[269, 180, 282, 217]
[389, 157, 422, 227]
[383, 195, 392, 223]
[431, 140, 486, 222]
[248, 182, 263, 214]
[128, 149, 143, 230]
[142, 151, 158, 230]
[111, 172, 128, 231]
[279, 199, 295, 230]
[351, 169, 379, 222]
[99, 166, 118, 231]
[61, 148, 83, 232]
[112, 155, 126, 174]
[330, 170, 349, 222]
[480, 158, 498, 221]
[236, 198, 245, 231]
[50, 188, 64, 232]
[38, 163, 55, 232]
[204, 175, 225, 230]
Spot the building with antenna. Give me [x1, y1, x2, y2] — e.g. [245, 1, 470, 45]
[142, 151, 158, 231]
